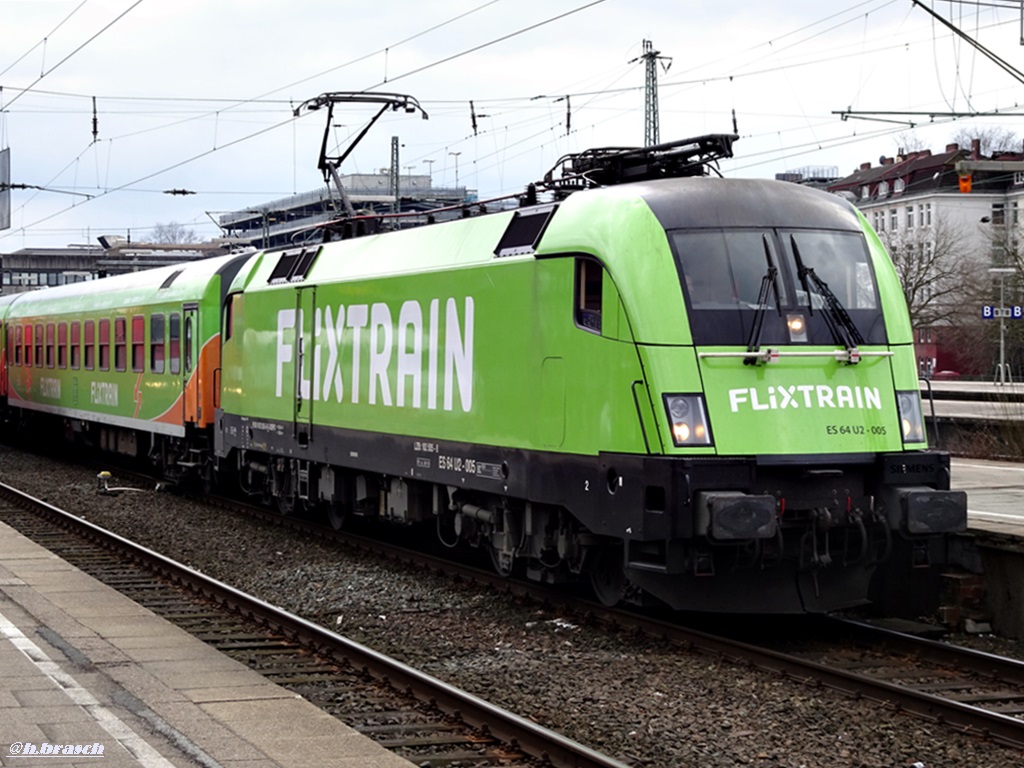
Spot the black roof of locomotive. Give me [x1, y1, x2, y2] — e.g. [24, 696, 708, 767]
[631, 176, 864, 233]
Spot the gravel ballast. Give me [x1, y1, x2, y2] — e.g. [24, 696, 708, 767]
[1, 446, 1021, 768]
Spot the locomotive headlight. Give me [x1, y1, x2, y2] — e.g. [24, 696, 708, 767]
[786, 313, 808, 343]
[896, 390, 926, 444]
[663, 394, 713, 447]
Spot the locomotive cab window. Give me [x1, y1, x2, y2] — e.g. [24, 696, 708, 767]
[575, 258, 603, 334]
[781, 230, 878, 311]
[671, 228, 886, 347]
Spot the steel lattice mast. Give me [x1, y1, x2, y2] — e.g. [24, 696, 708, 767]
[633, 40, 672, 147]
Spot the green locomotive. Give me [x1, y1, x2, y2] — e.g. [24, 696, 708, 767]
[0, 137, 966, 612]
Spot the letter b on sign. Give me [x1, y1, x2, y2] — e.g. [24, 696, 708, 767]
[1015, 306, 1023, 319]
[983, 306, 993, 319]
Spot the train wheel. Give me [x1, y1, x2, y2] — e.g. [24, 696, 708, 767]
[326, 501, 346, 530]
[589, 544, 626, 607]
[199, 461, 217, 496]
[274, 493, 295, 517]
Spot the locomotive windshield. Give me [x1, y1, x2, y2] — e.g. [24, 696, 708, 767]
[671, 228, 886, 346]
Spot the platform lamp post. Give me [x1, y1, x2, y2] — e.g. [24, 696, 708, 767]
[990, 266, 1016, 385]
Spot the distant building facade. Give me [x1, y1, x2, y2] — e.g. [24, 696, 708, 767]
[825, 139, 1024, 378]
[0, 236, 240, 296]
[219, 172, 476, 248]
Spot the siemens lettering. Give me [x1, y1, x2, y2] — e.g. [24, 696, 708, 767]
[275, 297, 474, 412]
[729, 384, 882, 413]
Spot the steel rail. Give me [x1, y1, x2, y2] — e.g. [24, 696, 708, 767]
[645, 620, 1024, 750]
[195, 486, 1024, 750]
[0, 480, 632, 768]
[15, 464, 1024, 753]
[831, 616, 1024, 686]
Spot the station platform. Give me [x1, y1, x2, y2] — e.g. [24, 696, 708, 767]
[0, 519, 414, 768]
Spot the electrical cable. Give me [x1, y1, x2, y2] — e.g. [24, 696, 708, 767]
[3, 0, 146, 111]
[3, 1, 614, 240]
[5, 1, 1021, 243]
[0, 0, 91, 79]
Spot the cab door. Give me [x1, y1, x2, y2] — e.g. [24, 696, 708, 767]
[294, 286, 316, 447]
[182, 303, 200, 423]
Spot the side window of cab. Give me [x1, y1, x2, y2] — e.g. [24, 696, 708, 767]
[574, 257, 626, 339]
[575, 258, 603, 334]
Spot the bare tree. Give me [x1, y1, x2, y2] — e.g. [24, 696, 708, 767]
[895, 130, 928, 154]
[879, 216, 983, 328]
[950, 126, 1021, 156]
[151, 221, 198, 244]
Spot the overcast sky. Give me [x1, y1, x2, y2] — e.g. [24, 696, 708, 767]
[2, 0, 1023, 248]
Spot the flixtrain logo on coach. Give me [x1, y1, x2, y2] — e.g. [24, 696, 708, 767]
[274, 297, 474, 412]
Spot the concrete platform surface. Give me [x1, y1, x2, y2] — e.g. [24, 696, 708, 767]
[0, 519, 414, 768]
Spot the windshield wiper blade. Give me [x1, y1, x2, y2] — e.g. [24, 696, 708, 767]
[790, 235, 864, 355]
[745, 235, 784, 365]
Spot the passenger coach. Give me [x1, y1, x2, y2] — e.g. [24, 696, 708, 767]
[3, 253, 249, 481]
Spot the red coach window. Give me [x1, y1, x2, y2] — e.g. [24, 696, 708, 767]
[84, 320, 95, 370]
[114, 317, 127, 372]
[34, 324, 43, 367]
[24, 324, 33, 367]
[131, 315, 144, 373]
[70, 322, 81, 370]
[45, 323, 55, 369]
[14, 325, 22, 366]
[58, 323, 68, 369]
[169, 313, 181, 375]
[150, 314, 165, 373]
[98, 319, 110, 371]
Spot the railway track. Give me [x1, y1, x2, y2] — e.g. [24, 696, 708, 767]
[188, 482, 1024, 751]
[0, 480, 632, 768]
[142, 472, 1024, 752]
[10, 460, 1024, 755]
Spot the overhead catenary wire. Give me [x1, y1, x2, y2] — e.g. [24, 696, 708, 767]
[0, 0, 91, 80]
[4, 1, 1024, 244]
[2, 0, 147, 111]
[2, 1, 615, 239]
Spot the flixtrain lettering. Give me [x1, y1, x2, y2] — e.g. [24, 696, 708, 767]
[275, 297, 474, 413]
[728, 384, 882, 413]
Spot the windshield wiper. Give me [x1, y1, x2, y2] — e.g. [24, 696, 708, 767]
[744, 235, 784, 365]
[790, 235, 864, 358]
